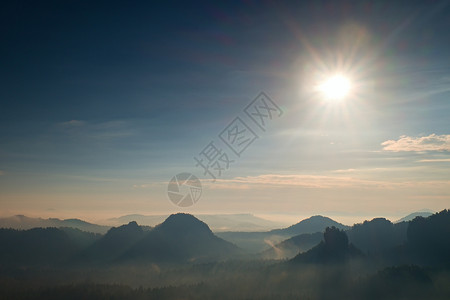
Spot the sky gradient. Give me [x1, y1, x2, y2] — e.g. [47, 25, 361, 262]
[1, 0, 449, 225]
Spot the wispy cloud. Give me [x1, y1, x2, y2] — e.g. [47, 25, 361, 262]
[60, 120, 86, 127]
[133, 171, 450, 191]
[132, 183, 163, 189]
[204, 174, 450, 190]
[0, 170, 4, 176]
[422, 75, 450, 98]
[418, 158, 450, 162]
[57, 119, 136, 140]
[382, 134, 450, 152]
[331, 168, 356, 173]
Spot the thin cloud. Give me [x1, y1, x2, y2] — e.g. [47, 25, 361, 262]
[0, 170, 4, 176]
[133, 170, 450, 191]
[133, 183, 163, 189]
[57, 120, 136, 139]
[60, 120, 86, 127]
[206, 174, 450, 190]
[418, 158, 450, 162]
[331, 168, 356, 173]
[381, 134, 450, 152]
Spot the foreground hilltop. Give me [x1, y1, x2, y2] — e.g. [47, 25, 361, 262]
[0, 213, 242, 266]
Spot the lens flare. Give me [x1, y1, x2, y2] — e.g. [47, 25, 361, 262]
[317, 75, 351, 101]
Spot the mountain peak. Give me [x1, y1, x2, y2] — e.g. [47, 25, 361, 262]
[121, 213, 240, 263]
[270, 215, 349, 236]
[105, 221, 143, 237]
[158, 213, 212, 235]
[165, 213, 200, 222]
[311, 215, 327, 218]
[396, 211, 434, 223]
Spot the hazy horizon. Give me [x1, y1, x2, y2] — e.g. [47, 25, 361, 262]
[0, 208, 438, 228]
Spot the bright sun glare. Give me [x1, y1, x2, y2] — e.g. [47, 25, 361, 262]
[317, 75, 351, 101]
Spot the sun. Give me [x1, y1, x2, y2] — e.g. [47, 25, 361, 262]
[317, 75, 351, 101]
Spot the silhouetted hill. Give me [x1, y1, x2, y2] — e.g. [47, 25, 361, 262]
[291, 226, 363, 264]
[261, 232, 323, 259]
[270, 215, 349, 236]
[107, 214, 166, 227]
[261, 217, 407, 260]
[59, 227, 102, 248]
[346, 218, 408, 255]
[107, 213, 285, 231]
[217, 215, 348, 253]
[404, 209, 450, 266]
[121, 213, 241, 263]
[0, 215, 110, 234]
[77, 221, 145, 263]
[0, 227, 100, 266]
[0, 215, 241, 266]
[396, 211, 434, 223]
[356, 265, 434, 299]
[2, 211, 449, 268]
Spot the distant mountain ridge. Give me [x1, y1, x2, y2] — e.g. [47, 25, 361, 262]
[396, 211, 434, 223]
[107, 213, 287, 232]
[270, 215, 349, 235]
[0, 215, 110, 234]
[1, 212, 428, 235]
[217, 215, 349, 253]
[262, 217, 408, 260]
[0, 210, 449, 268]
[0, 213, 288, 235]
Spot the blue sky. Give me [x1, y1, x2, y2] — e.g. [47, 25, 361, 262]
[1, 0, 449, 224]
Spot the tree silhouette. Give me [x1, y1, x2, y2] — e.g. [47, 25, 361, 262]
[324, 226, 348, 249]
[291, 226, 363, 264]
[406, 209, 450, 266]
